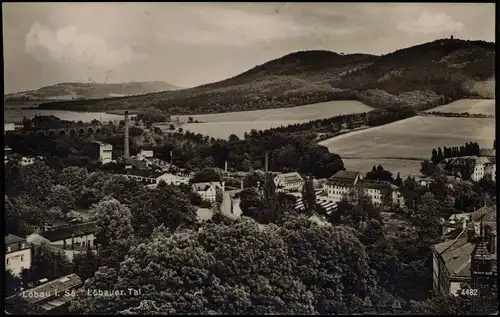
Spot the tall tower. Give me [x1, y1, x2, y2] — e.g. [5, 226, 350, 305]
[264, 151, 269, 175]
[124, 111, 130, 159]
[470, 223, 497, 313]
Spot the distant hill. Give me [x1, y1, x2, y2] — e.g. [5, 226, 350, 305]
[38, 38, 495, 114]
[5, 81, 183, 102]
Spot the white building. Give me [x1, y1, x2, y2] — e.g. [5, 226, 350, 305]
[5, 234, 32, 277]
[326, 171, 362, 203]
[192, 182, 224, 202]
[472, 156, 496, 182]
[4, 122, 15, 133]
[20, 156, 36, 166]
[326, 170, 405, 207]
[91, 141, 113, 164]
[273, 172, 305, 192]
[140, 149, 154, 158]
[26, 221, 97, 261]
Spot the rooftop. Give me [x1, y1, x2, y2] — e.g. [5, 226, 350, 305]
[479, 148, 496, 157]
[433, 206, 497, 278]
[38, 221, 97, 242]
[275, 172, 304, 184]
[192, 182, 223, 192]
[91, 141, 111, 146]
[5, 234, 26, 245]
[9, 274, 82, 305]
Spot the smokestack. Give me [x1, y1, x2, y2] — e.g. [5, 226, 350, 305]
[265, 151, 269, 174]
[225, 160, 228, 172]
[488, 229, 497, 254]
[170, 150, 173, 165]
[124, 111, 130, 159]
[240, 179, 243, 190]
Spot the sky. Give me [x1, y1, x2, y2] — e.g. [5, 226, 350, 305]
[2, 2, 496, 94]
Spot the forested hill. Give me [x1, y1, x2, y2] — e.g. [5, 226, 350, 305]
[38, 38, 495, 114]
[5, 81, 183, 102]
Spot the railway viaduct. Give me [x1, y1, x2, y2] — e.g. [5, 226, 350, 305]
[7, 125, 108, 137]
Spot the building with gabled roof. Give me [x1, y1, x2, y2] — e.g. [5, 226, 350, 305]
[5, 234, 32, 276]
[192, 182, 224, 202]
[27, 221, 97, 261]
[5, 274, 83, 314]
[431, 206, 497, 296]
[273, 172, 305, 192]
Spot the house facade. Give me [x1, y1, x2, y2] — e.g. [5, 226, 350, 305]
[273, 172, 305, 192]
[326, 170, 404, 207]
[5, 234, 32, 277]
[91, 141, 113, 164]
[192, 182, 224, 202]
[27, 221, 97, 261]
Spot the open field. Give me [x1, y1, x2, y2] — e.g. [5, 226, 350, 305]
[320, 116, 495, 177]
[424, 99, 495, 116]
[176, 100, 372, 138]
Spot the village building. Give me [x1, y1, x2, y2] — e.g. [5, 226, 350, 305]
[273, 172, 305, 192]
[192, 182, 224, 202]
[91, 141, 113, 164]
[5, 274, 83, 315]
[5, 234, 32, 276]
[326, 170, 405, 207]
[431, 206, 497, 296]
[27, 221, 97, 261]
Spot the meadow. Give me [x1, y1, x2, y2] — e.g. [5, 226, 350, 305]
[424, 98, 495, 115]
[178, 100, 372, 138]
[319, 116, 495, 177]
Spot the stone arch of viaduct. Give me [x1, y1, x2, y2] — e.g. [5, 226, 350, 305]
[30, 125, 106, 137]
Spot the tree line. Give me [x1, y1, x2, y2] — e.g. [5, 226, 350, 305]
[430, 142, 481, 165]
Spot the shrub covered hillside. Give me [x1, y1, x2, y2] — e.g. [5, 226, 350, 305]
[38, 39, 495, 114]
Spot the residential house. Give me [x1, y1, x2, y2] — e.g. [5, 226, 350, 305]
[140, 149, 154, 158]
[431, 206, 497, 296]
[273, 172, 305, 192]
[192, 182, 224, 202]
[5, 234, 32, 276]
[27, 221, 97, 261]
[5, 274, 83, 315]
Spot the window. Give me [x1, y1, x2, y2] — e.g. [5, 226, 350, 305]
[21, 255, 24, 261]
[7, 246, 11, 252]
[6, 258, 9, 265]
[21, 243, 25, 249]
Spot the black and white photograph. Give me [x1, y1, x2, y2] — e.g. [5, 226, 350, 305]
[3, 2, 497, 315]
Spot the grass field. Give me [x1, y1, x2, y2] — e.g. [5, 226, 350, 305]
[424, 99, 495, 115]
[179, 100, 372, 138]
[320, 116, 495, 177]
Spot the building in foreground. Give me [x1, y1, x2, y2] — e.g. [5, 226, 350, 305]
[5, 234, 32, 276]
[432, 206, 497, 296]
[5, 274, 82, 315]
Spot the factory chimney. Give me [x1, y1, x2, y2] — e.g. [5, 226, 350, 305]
[124, 111, 130, 159]
[224, 160, 228, 172]
[170, 150, 173, 166]
[264, 151, 269, 175]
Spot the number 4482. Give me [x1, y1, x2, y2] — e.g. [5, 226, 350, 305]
[461, 289, 479, 296]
